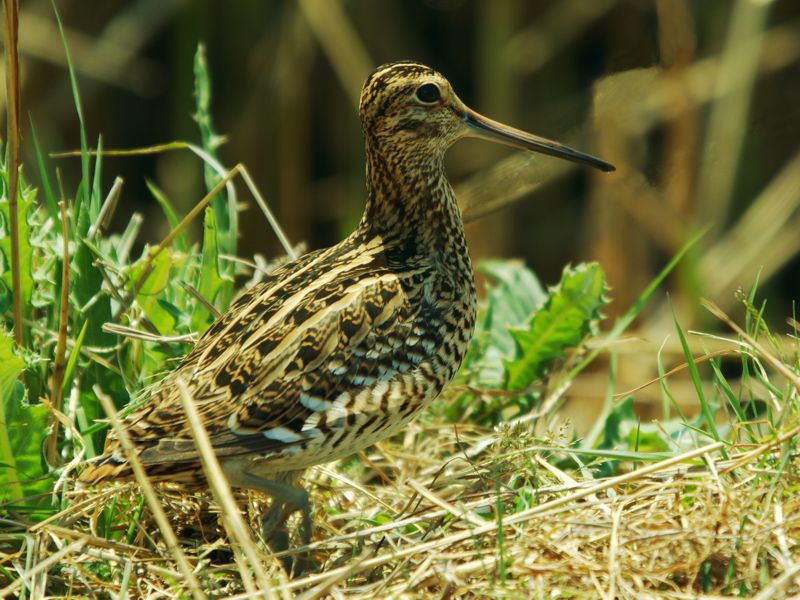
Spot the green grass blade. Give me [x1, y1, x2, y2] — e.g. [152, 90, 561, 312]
[670, 299, 724, 450]
[90, 134, 103, 220]
[50, 0, 91, 217]
[61, 320, 88, 394]
[145, 179, 186, 251]
[709, 357, 755, 442]
[193, 43, 236, 260]
[28, 117, 58, 223]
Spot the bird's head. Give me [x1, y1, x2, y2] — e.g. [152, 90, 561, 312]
[359, 61, 614, 173]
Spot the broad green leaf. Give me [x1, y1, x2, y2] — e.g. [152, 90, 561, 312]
[466, 260, 546, 387]
[0, 332, 50, 507]
[504, 263, 607, 391]
[127, 248, 175, 334]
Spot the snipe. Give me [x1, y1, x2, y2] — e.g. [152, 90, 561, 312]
[80, 61, 613, 565]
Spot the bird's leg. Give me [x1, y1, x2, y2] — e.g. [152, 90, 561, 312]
[255, 478, 309, 542]
[224, 468, 311, 574]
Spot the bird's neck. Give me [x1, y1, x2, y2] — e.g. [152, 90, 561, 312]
[358, 143, 466, 259]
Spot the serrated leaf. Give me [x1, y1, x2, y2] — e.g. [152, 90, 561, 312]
[0, 183, 35, 307]
[193, 44, 225, 157]
[193, 43, 236, 261]
[504, 262, 607, 391]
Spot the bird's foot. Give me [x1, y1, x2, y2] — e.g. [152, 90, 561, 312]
[224, 468, 312, 576]
[261, 491, 312, 576]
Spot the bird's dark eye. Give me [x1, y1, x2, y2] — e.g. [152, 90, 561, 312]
[415, 83, 440, 103]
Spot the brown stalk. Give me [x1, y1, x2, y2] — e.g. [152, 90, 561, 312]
[3, 0, 23, 348]
[44, 201, 70, 466]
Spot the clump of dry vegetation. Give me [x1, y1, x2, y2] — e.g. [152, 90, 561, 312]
[13, 387, 800, 598]
[2, 1, 800, 598]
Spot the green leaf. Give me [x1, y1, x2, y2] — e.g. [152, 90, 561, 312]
[0, 332, 50, 507]
[0, 182, 35, 306]
[62, 320, 88, 395]
[73, 223, 112, 347]
[558, 228, 707, 387]
[504, 263, 607, 391]
[193, 44, 225, 158]
[90, 134, 103, 221]
[127, 248, 176, 334]
[0, 278, 10, 314]
[670, 299, 723, 445]
[466, 260, 546, 387]
[191, 207, 226, 333]
[599, 396, 636, 449]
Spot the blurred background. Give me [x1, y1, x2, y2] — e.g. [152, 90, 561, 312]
[4, 0, 800, 430]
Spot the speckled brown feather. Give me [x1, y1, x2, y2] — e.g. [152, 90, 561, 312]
[80, 62, 478, 487]
[80, 61, 613, 516]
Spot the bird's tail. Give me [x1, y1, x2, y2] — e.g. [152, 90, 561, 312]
[77, 453, 133, 485]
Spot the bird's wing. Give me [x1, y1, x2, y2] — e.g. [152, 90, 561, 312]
[117, 242, 445, 466]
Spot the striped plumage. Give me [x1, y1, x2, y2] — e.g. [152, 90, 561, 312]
[79, 61, 612, 558]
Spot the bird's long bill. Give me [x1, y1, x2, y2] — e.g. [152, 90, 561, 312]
[464, 107, 615, 173]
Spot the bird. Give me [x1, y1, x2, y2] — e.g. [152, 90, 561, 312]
[79, 61, 613, 562]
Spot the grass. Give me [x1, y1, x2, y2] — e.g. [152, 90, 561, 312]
[1, 2, 800, 598]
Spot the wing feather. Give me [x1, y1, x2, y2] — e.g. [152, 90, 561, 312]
[118, 246, 440, 467]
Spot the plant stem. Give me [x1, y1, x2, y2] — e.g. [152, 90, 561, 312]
[45, 201, 70, 466]
[3, 0, 23, 348]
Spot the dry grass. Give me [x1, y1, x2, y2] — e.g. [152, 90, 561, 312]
[5, 405, 798, 598]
